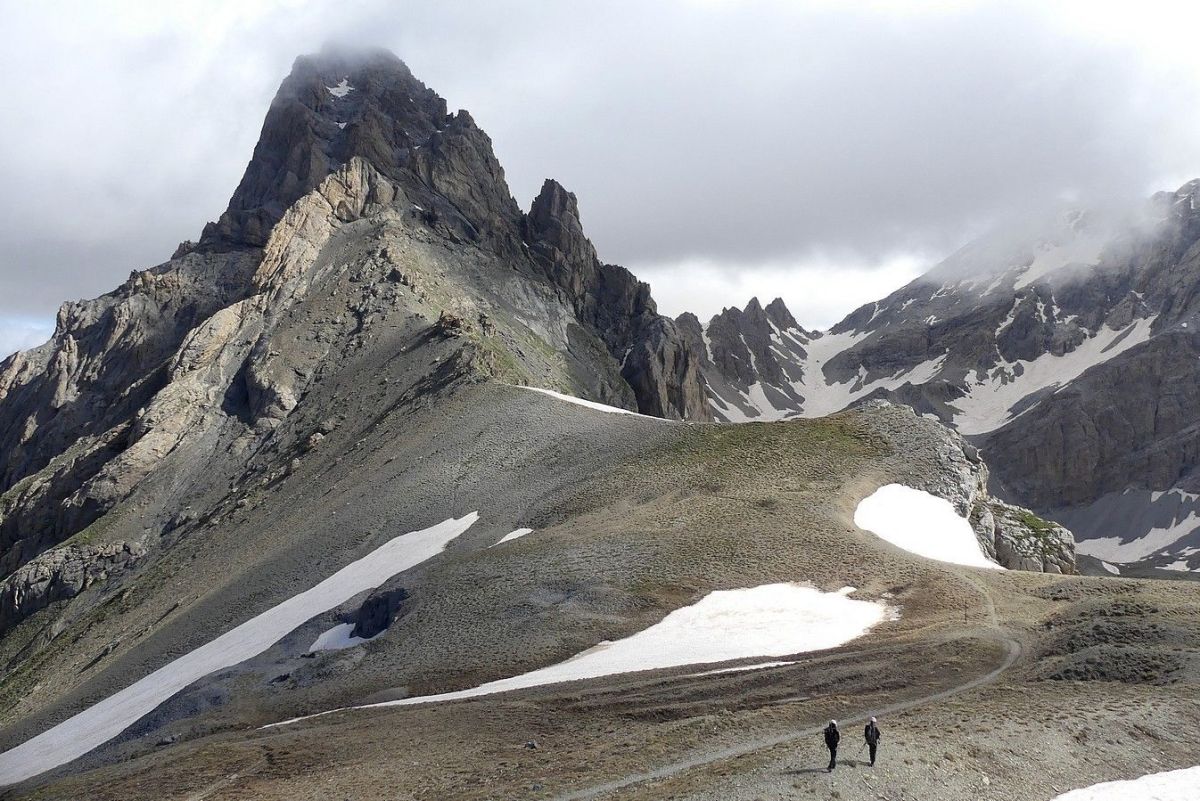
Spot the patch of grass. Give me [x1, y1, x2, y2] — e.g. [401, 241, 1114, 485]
[1016, 508, 1057, 536]
[62, 509, 121, 547]
[470, 335, 530, 385]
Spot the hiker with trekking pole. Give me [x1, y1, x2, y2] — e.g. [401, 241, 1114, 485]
[823, 720, 840, 771]
[864, 716, 882, 766]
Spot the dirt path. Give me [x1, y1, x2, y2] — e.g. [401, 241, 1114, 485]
[551, 571, 1019, 801]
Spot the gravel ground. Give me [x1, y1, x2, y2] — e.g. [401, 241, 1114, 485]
[4, 388, 1200, 800]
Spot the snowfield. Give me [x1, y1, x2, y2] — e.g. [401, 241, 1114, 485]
[951, 316, 1156, 435]
[0, 514, 479, 787]
[1051, 765, 1200, 800]
[274, 583, 894, 724]
[855, 484, 1004, 570]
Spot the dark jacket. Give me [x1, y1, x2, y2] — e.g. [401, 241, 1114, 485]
[865, 722, 881, 745]
[824, 724, 840, 749]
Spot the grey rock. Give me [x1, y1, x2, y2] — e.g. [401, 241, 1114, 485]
[0, 541, 145, 636]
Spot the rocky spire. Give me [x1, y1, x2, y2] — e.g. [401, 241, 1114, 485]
[765, 297, 801, 331]
[203, 47, 522, 250]
[525, 178, 710, 420]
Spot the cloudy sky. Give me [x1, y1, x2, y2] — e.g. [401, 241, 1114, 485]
[3, 1, 1200, 356]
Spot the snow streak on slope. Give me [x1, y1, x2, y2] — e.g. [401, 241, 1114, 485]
[0, 514, 479, 787]
[491, 528, 533, 547]
[518, 386, 662, 419]
[689, 660, 798, 677]
[1063, 488, 1200, 564]
[797, 332, 947, 419]
[855, 484, 1003, 570]
[951, 316, 1156, 435]
[1051, 765, 1200, 800]
[275, 584, 893, 723]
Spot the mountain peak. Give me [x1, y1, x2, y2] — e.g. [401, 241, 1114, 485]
[527, 178, 593, 266]
[202, 47, 520, 250]
[530, 179, 581, 222]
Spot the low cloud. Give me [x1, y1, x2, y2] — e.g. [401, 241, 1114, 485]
[0, 318, 54, 360]
[638, 254, 926, 328]
[2, 1, 1199, 326]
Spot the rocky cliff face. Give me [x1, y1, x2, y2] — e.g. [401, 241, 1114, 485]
[525, 180, 709, 419]
[0, 49, 707, 632]
[686, 182, 1200, 571]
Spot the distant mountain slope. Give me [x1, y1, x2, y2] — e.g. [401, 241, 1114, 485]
[684, 182, 1200, 571]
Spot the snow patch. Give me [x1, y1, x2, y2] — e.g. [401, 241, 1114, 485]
[273, 583, 894, 723]
[854, 484, 1004, 570]
[309, 622, 380, 652]
[0, 514, 479, 787]
[1100, 561, 1121, 575]
[491, 528, 533, 547]
[326, 78, 355, 98]
[1051, 765, 1200, 800]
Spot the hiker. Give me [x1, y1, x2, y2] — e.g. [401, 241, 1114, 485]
[823, 719, 840, 771]
[864, 716, 882, 766]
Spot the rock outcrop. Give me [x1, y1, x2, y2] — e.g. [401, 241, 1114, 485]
[860, 400, 1075, 573]
[0, 541, 145, 636]
[976, 500, 1075, 574]
[202, 47, 522, 252]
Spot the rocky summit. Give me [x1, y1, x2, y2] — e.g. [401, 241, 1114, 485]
[1, 46, 1199, 801]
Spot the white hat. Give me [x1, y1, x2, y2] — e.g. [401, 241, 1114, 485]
[830, 719, 837, 726]
[870, 717, 877, 723]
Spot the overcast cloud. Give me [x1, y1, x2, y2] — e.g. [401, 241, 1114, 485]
[2, 0, 1200, 356]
